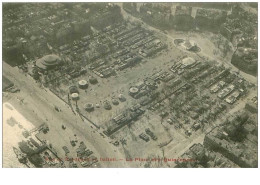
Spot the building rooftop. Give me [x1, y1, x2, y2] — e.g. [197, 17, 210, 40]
[196, 8, 226, 19]
[205, 111, 258, 168]
[174, 6, 192, 16]
[36, 54, 62, 70]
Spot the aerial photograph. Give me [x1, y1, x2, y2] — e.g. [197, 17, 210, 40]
[2, 2, 258, 168]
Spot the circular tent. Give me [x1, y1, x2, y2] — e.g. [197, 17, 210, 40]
[69, 86, 79, 94]
[89, 76, 98, 84]
[71, 93, 79, 101]
[129, 87, 139, 96]
[118, 94, 126, 102]
[36, 54, 62, 70]
[85, 103, 94, 112]
[104, 101, 112, 110]
[112, 99, 119, 105]
[78, 80, 88, 89]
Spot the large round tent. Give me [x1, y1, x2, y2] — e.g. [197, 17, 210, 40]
[129, 87, 139, 96]
[89, 76, 98, 84]
[78, 80, 88, 89]
[36, 54, 62, 70]
[71, 93, 79, 101]
[85, 103, 94, 112]
[69, 86, 79, 94]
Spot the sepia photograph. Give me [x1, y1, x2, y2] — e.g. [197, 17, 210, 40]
[1, 1, 258, 170]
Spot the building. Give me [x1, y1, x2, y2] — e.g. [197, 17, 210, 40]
[172, 6, 194, 30]
[36, 54, 62, 71]
[203, 112, 257, 168]
[195, 8, 227, 30]
[175, 143, 239, 168]
[231, 47, 257, 76]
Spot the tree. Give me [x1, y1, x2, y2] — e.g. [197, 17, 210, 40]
[29, 154, 44, 167]
[18, 141, 35, 155]
[32, 68, 40, 80]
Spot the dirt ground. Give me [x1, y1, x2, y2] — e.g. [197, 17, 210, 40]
[52, 46, 185, 128]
